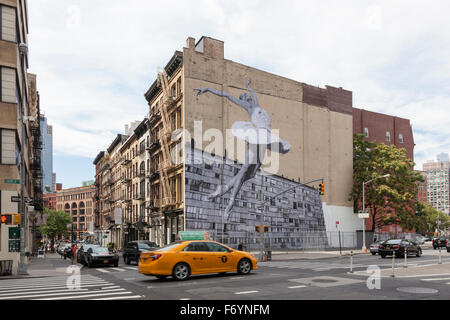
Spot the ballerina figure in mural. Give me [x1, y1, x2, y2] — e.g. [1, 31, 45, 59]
[194, 80, 291, 221]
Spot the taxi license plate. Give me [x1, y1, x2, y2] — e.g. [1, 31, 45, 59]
[386, 246, 390, 250]
[104, 260, 109, 263]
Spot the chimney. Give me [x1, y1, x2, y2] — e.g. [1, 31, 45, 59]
[186, 37, 195, 49]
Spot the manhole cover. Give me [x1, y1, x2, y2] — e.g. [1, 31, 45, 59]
[311, 279, 338, 283]
[397, 287, 438, 294]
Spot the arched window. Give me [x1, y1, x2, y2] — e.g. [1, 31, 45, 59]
[71, 203, 77, 216]
[64, 203, 70, 214]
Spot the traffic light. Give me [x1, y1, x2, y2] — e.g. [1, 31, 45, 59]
[0, 214, 12, 224]
[255, 225, 261, 233]
[262, 225, 269, 233]
[319, 183, 325, 196]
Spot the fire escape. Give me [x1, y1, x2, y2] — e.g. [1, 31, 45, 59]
[156, 70, 174, 210]
[30, 124, 43, 211]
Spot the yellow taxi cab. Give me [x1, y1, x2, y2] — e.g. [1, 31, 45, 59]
[138, 240, 258, 280]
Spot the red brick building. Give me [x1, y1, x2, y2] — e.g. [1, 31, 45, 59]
[353, 108, 416, 236]
[42, 183, 62, 210]
[353, 108, 414, 161]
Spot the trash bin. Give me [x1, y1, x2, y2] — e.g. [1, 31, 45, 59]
[0, 260, 13, 276]
[265, 251, 272, 261]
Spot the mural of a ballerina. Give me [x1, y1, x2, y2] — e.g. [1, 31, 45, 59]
[194, 80, 291, 220]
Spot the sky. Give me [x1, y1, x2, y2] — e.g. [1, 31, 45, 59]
[27, 1, 450, 189]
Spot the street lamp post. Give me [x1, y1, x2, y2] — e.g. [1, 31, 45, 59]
[362, 174, 390, 252]
[17, 43, 29, 275]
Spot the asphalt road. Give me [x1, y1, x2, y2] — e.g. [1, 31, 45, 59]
[73, 247, 450, 300]
[3, 247, 450, 301]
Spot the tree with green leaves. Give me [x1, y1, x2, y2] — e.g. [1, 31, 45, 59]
[414, 202, 450, 234]
[350, 134, 423, 233]
[39, 208, 72, 250]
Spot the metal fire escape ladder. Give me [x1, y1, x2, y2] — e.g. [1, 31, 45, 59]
[157, 70, 174, 208]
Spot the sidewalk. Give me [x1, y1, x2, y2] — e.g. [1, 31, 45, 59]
[248, 249, 369, 261]
[0, 253, 79, 280]
[353, 261, 450, 278]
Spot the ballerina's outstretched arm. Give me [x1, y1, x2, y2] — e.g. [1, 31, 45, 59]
[194, 87, 252, 113]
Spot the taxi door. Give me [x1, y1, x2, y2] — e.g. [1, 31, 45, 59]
[205, 242, 237, 272]
[181, 242, 212, 274]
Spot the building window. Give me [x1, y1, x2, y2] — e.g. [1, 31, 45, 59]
[1, 5, 16, 42]
[1, 66, 16, 103]
[0, 129, 16, 164]
[399, 134, 404, 143]
[364, 127, 369, 138]
[386, 131, 390, 142]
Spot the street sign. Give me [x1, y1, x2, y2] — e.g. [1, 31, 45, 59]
[179, 231, 210, 241]
[358, 213, 370, 219]
[11, 196, 21, 203]
[4, 179, 20, 184]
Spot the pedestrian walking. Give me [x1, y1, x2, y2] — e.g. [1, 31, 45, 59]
[71, 244, 77, 265]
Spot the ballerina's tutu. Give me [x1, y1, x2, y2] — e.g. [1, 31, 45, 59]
[231, 121, 291, 154]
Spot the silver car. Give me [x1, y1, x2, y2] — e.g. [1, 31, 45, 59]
[369, 241, 383, 255]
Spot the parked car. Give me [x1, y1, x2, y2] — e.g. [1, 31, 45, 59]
[77, 244, 100, 265]
[138, 240, 258, 281]
[414, 236, 427, 245]
[57, 243, 71, 257]
[432, 236, 448, 249]
[369, 241, 383, 255]
[37, 250, 45, 259]
[123, 241, 159, 265]
[85, 246, 119, 267]
[378, 239, 422, 258]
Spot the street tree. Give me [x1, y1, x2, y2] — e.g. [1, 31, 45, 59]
[39, 208, 72, 250]
[350, 134, 423, 232]
[414, 202, 450, 234]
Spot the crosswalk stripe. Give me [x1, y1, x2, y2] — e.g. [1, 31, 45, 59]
[96, 269, 110, 273]
[1, 283, 115, 293]
[123, 267, 138, 270]
[36, 290, 133, 300]
[5, 288, 127, 300]
[2, 289, 90, 299]
[91, 295, 142, 300]
[110, 268, 126, 272]
[0, 281, 111, 290]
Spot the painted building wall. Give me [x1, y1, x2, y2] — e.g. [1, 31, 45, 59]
[182, 37, 360, 245]
[185, 149, 328, 249]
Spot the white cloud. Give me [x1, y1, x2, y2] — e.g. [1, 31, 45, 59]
[27, 0, 450, 170]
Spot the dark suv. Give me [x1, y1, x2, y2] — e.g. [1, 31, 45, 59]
[123, 241, 159, 265]
[432, 236, 448, 250]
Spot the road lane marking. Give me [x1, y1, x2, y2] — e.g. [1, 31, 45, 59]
[111, 268, 126, 272]
[234, 290, 259, 295]
[288, 285, 307, 289]
[422, 277, 450, 281]
[96, 269, 110, 273]
[1, 289, 89, 299]
[123, 267, 138, 270]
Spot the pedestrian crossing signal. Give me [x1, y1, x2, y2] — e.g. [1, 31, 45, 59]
[255, 225, 261, 233]
[1, 214, 12, 224]
[319, 183, 325, 196]
[263, 225, 269, 233]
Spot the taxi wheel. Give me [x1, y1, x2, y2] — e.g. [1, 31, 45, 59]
[173, 263, 190, 281]
[237, 258, 252, 275]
